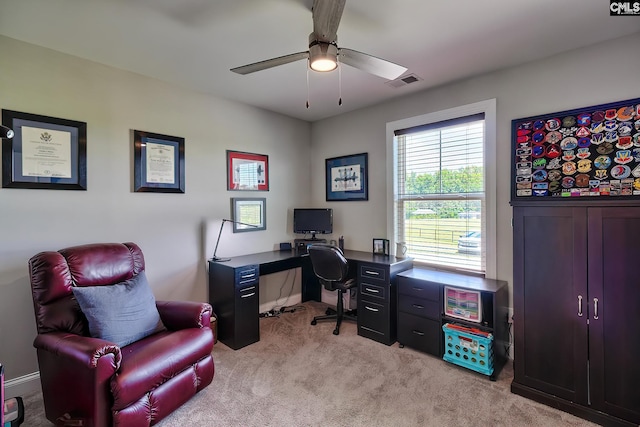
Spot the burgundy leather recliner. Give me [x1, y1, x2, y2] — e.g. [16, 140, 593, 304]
[29, 242, 215, 427]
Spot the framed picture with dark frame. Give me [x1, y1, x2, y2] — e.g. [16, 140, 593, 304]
[511, 97, 640, 201]
[372, 238, 389, 255]
[227, 150, 269, 191]
[325, 152, 368, 201]
[231, 197, 266, 232]
[2, 109, 87, 190]
[133, 130, 185, 193]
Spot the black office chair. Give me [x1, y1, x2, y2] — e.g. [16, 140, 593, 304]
[307, 244, 357, 335]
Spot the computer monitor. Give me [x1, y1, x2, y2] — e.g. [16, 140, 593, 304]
[293, 208, 333, 239]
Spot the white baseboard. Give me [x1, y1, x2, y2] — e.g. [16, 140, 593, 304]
[4, 371, 40, 398]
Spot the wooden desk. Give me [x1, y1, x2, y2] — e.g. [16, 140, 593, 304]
[208, 249, 413, 349]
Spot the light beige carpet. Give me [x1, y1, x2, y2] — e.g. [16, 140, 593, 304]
[21, 301, 597, 426]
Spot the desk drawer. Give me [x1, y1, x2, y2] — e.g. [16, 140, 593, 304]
[398, 276, 439, 301]
[397, 312, 441, 357]
[358, 300, 388, 335]
[359, 264, 387, 282]
[236, 283, 258, 299]
[398, 294, 440, 320]
[235, 265, 258, 286]
[360, 281, 387, 301]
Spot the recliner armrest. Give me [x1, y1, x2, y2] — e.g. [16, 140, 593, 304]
[33, 331, 121, 371]
[156, 300, 214, 330]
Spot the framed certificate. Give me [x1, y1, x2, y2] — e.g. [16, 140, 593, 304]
[133, 130, 185, 193]
[2, 109, 87, 190]
[226, 150, 269, 191]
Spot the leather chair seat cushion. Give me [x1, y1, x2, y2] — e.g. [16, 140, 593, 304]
[111, 327, 214, 410]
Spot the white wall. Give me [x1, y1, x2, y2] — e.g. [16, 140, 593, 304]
[0, 35, 311, 388]
[310, 32, 640, 304]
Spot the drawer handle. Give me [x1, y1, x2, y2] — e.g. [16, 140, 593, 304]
[365, 270, 380, 276]
[241, 273, 256, 279]
[412, 304, 424, 309]
[239, 279, 255, 285]
[577, 295, 583, 317]
[412, 287, 423, 292]
[365, 306, 379, 312]
[240, 286, 256, 293]
[241, 292, 256, 298]
[365, 287, 380, 293]
[412, 330, 425, 336]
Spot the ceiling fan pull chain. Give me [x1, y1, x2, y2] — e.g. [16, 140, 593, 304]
[338, 63, 342, 106]
[306, 67, 310, 109]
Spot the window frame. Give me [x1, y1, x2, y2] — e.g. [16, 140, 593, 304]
[386, 99, 497, 278]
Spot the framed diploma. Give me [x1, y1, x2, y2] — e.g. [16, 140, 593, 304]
[2, 110, 87, 190]
[226, 150, 269, 191]
[133, 130, 185, 193]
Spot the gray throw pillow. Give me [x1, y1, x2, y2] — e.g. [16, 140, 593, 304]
[71, 271, 166, 347]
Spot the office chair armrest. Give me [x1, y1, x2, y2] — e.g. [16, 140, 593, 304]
[34, 331, 121, 371]
[156, 300, 214, 330]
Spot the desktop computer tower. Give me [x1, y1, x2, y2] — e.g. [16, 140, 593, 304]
[321, 287, 357, 311]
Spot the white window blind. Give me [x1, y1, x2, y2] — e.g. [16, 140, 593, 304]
[394, 113, 486, 273]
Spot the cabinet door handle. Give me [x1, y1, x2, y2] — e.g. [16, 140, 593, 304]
[365, 306, 379, 312]
[241, 292, 255, 298]
[412, 287, 423, 292]
[412, 304, 424, 309]
[365, 287, 380, 293]
[593, 298, 599, 320]
[412, 330, 425, 336]
[577, 295, 583, 317]
[365, 270, 380, 276]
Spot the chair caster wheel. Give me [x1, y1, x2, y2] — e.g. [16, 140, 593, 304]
[333, 329, 339, 335]
[311, 319, 317, 325]
[325, 308, 332, 315]
[399, 344, 404, 348]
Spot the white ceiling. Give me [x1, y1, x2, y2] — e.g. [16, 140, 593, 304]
[1, 0, 639, 122]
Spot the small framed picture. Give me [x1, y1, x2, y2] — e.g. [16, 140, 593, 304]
[372, 238, 389, 255]
[231, 197, 266, 233]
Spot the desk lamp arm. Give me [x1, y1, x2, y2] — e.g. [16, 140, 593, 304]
[211, 219, 258, 262]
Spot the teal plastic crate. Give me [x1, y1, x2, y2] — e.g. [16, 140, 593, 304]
[442, 323, 494, 376]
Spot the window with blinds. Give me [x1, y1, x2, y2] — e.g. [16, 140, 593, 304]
[394, 113, 486, 273]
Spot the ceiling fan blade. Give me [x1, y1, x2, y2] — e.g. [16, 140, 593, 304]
[231, 51, 309, 75]
[312, 0, 346, 41]
[338, 48, 407, 80]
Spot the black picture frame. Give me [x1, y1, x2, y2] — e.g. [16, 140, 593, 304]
[325, 152, 368, 201]
[511, 97, 640, 201]
[231, 197, 266, 233]
[373, 238, 389, 255]
[134, 130, 185, 193]
[2, 109, 87, 190]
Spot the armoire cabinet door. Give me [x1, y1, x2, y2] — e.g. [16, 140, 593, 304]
[588, 207, 640, 424]
[513, 206, 588, 404]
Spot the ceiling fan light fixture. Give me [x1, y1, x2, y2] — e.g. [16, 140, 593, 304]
[308, 39, 338, 72]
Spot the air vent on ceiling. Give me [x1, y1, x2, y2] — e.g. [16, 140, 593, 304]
[386, 73, 423, 88]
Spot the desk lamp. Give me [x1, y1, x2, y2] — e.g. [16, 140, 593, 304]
[211, 219, 258, 262]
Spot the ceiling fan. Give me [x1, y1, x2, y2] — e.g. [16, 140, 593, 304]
[230, 0, 407, 81]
